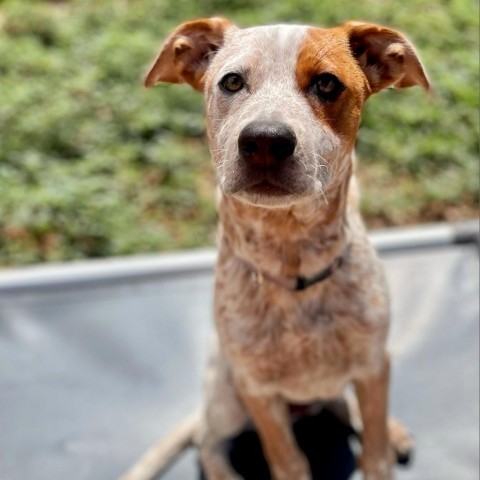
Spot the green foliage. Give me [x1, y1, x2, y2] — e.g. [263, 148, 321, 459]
[0, 0, 478, 265]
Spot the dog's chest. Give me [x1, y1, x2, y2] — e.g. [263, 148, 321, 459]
[215, 273, 387, 401]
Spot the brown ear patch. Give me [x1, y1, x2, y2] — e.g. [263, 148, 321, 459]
[345, 22, 429, 93]
[144, 17, 233, 91]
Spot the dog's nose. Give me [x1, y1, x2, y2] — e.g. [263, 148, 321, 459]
[238, 121, 297, 168]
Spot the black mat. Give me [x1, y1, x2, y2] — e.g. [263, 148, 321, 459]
[199, 409, 357, 480]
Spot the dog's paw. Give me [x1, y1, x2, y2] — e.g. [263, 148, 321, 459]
[271, 454, 311, 480]
[388, 417, 414, 466]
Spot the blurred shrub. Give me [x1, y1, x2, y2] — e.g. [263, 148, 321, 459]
[0, 0, 478, 265]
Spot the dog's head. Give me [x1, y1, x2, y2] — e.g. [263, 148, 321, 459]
[145, 18, 428, 208]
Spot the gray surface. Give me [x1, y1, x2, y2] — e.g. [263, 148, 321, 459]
[0, 244, 478, 480]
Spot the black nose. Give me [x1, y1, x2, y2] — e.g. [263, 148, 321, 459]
[238, 121, 297, 168]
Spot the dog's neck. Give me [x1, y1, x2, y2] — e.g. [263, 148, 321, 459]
[218, 162, 355, 279]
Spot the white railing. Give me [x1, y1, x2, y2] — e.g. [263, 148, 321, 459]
[0, 220, 477, 294]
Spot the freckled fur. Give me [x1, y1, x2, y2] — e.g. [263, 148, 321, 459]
[144, 17, 428, 480]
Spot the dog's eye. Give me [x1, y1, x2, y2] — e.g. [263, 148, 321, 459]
[314, 73, 345, 102]
[220, 73, 245, 93]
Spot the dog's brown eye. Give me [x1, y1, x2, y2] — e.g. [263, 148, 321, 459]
[220, 73, 245, 93]
[314, 73, 345, 102]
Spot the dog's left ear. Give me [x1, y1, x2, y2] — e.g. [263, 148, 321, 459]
[144, 17, 233, 91]
[344, 22, 429, 93]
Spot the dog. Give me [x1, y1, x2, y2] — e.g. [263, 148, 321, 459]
[137, 16, 428, 480]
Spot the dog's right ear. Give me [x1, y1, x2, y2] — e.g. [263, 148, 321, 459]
[144, 17, 233, 92]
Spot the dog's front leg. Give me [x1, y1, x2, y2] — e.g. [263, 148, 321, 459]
[197, 345, 247, 480]
[354, 355, 393, 480]
[240, 391, 310, 480]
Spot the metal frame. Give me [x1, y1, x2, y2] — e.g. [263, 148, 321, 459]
[0, 220, 477, 295]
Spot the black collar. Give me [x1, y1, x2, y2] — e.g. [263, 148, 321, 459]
[242, 245, 350, 292]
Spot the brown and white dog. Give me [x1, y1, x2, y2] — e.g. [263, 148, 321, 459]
[136, 17, 428, 480]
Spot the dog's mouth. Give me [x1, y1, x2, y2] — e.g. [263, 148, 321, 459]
[222, 164, 315, 207]
[245, 180, 291, 197]
[219, 152, 322, 206]
[232, 178, 303, 207]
